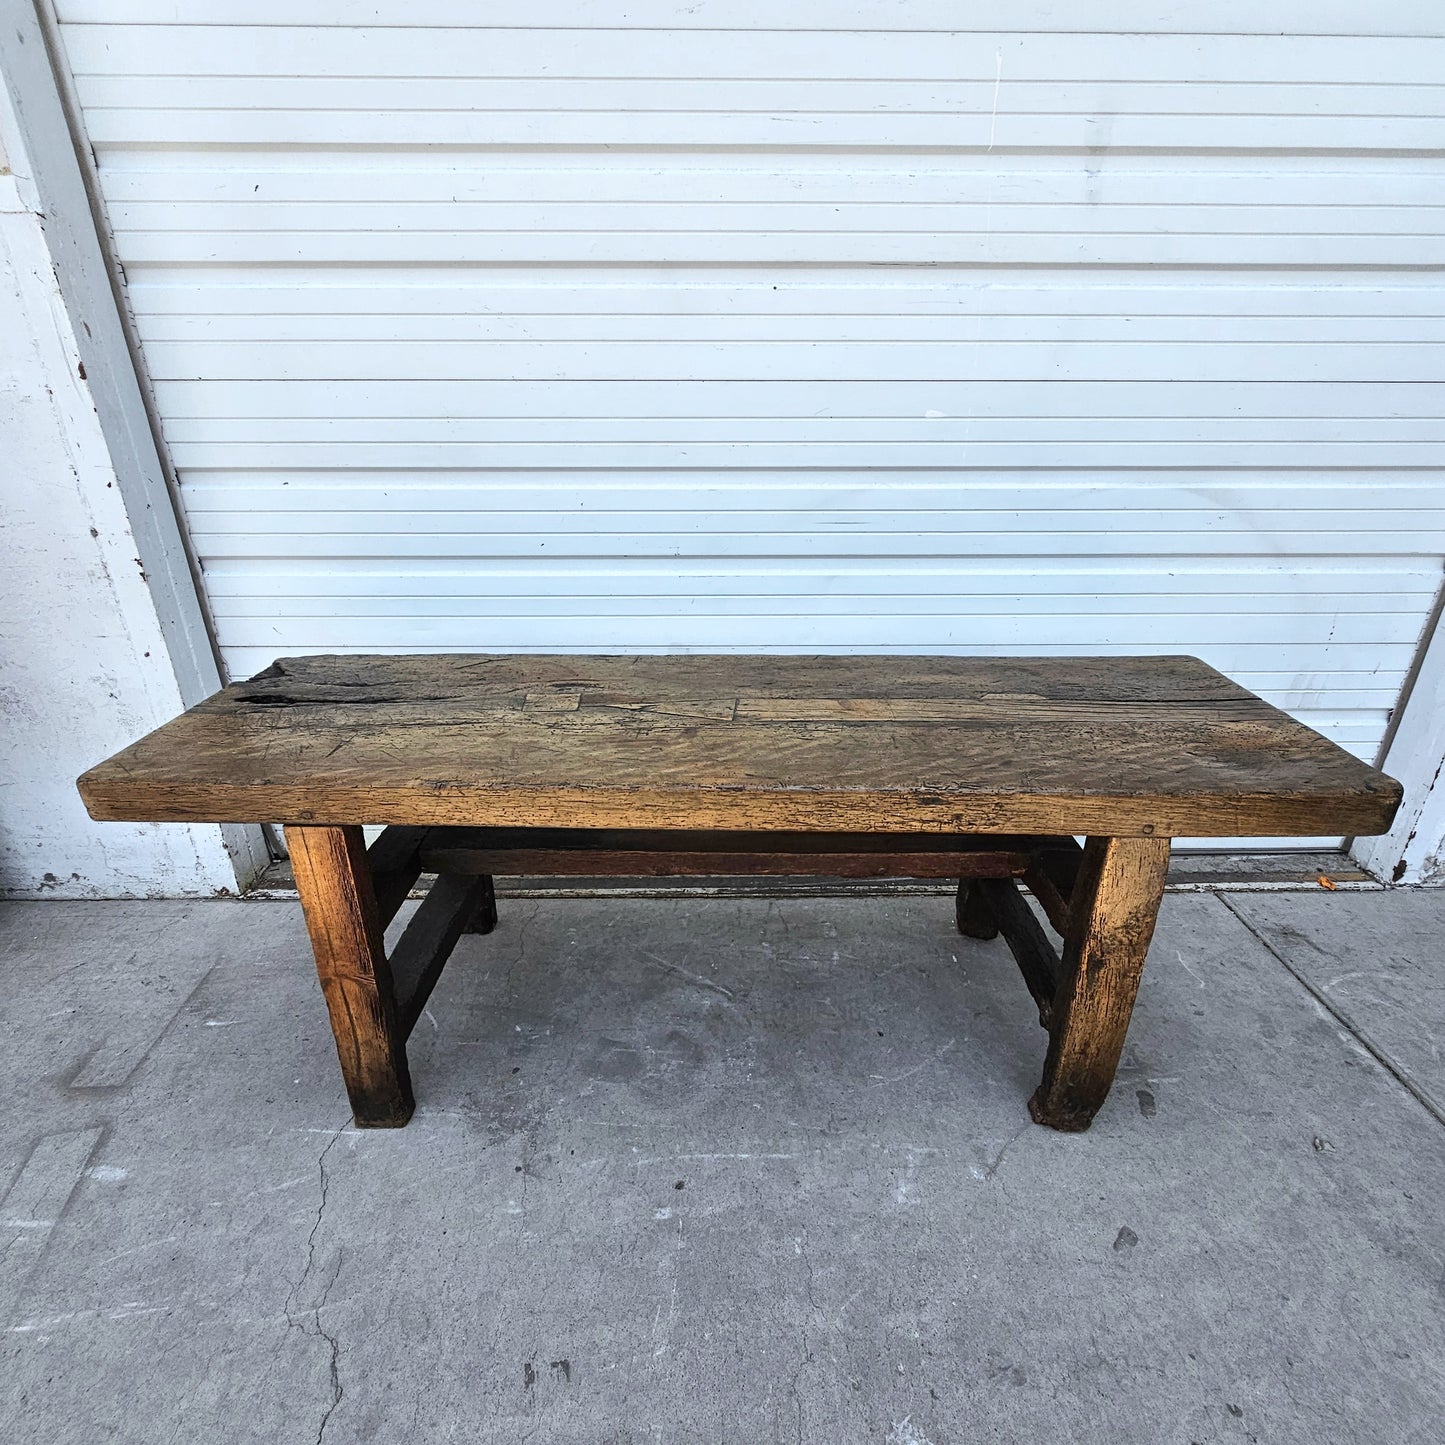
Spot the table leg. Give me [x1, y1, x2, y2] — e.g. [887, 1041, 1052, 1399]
[955, 878, 1001, 939]
[463, 874, 498, 934]
[286, 824, 415, 1127]
[1028, 835, 1170, 1131]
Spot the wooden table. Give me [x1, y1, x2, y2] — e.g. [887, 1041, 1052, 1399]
[78, 653, 1401, 1132]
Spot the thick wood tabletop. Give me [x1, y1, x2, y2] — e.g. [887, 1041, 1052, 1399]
[77, 653, 1400, 838]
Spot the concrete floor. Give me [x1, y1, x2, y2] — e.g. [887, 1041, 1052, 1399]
[1, 888, 1443, 1444]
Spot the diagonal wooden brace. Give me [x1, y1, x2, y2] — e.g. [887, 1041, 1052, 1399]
[971, 877, 1063, 1028]
[367, 825, 429, 926]
[390, 871, 495, 1037]
[1021, 838, 1084, 936]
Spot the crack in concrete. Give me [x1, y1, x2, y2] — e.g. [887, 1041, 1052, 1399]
[504, 899, 539, 1000]
[787, 1327, 811, 1445]
[641, 950, 737, 1002]
[284, 1123, 348, 1445]
[1218, 893, 1445, 1130]
[981, 1120, 1029, 1179]
[797, 1228, 820, 1316]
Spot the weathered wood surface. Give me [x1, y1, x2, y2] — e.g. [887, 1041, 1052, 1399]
[285, 824, 414, 1127]
[1029, 836, 1173, 1131]
[77, 654, 1401, 839]
[418, 826, 1045, 879]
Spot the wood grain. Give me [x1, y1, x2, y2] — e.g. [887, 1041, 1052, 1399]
[1028, 835, 1172, 1131]
[285, 824, 413, 1126]
[78, 653, 1402, 839]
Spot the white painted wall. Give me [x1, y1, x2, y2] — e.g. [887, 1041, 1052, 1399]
[1352, 602, 1445, 886]
[0, 80, 239, 897]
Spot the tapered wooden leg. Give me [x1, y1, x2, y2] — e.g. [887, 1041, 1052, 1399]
[286, 824, 414, 1127]
[955, 878, 1001, 939]
[1028, 835, 1171, 1132]
[463, 874, 498, 934]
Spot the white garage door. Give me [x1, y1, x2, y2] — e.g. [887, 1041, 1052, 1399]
[53, 2, 1445, 848]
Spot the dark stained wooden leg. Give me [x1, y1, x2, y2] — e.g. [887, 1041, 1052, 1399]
[286, 824, 415, 1128]
[955, 878, 1001, 939]
[1028, 835, 1171, 1132]
[463, 874, 498, 934]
